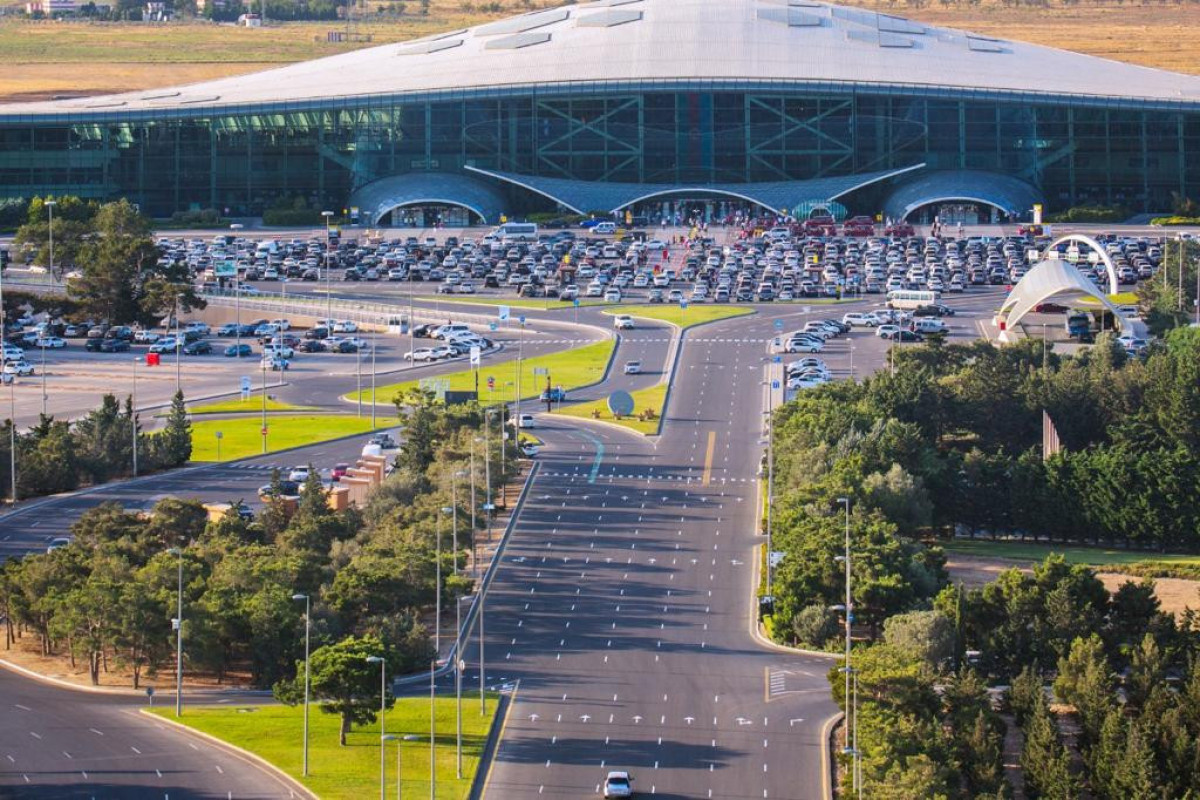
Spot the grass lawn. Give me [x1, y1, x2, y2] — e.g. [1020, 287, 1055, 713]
[552, 382, 668, 436]
[148, 693, 496, 800]
[415, 296, 609, 310]
[347, 338, 615, 405]
[188, 414, 395, 462]
[188, 395, 312, 415]
[944, 539, 1200, 567]
[606, 304, 754, 330]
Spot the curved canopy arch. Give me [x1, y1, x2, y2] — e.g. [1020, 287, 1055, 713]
[1047, 233, 1118, 295]
[883, 170, 1042, 223]
[996, 258, 1146, 341]
[349, 172, 507, 226]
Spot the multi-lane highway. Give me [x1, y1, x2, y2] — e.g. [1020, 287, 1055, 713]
[0, 282, 1004, 799]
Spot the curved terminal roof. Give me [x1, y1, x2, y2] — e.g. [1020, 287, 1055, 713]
[465, 163, 925, 215]
[4, 0, 1200, 118]
[350, 172, 506, 225]
[882, 170, 1042, 223]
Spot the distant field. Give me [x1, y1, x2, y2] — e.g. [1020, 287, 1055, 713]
[2, 2, 1199, 100]
[944, 539, 1200, 567]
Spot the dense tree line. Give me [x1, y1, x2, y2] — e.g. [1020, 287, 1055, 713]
[0, 391, 191, 501]
[767, 327, 1200, 795]
[13, 195, 204, 326]
[1, 393, 516, 747]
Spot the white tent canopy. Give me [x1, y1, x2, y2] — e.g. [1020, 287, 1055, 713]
[996, 258, 1147, 341]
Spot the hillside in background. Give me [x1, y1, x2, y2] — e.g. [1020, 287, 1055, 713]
[1, 0, 1198, 101]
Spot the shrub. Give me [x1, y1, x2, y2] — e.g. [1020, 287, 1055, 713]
[1045, 206, 1127, 224]
[792, 603, 841, 648]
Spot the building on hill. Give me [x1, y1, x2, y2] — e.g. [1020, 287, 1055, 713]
[1, 0, 1199, 223]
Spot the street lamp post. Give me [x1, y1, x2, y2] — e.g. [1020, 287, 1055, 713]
[366, 655, 387, 800]
[436, 506, 453, 656]
[39, 342, 46, 417]
[167, 546, 184, 717]
[451, 470, 467, 775]
[3, 374, 16, 505]
[45, 200, 55, 281]
[322, 211, 335, 323]
[836, 496, 855, 788]
[261, 358, 268, 454]
[292, 593, 311, 776]
[371, 333, 377, 427]
[131, 356, 139, 477]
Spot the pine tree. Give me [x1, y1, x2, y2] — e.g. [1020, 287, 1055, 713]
[1023, 697, 1081, 800]
[157, 391, 191, 468]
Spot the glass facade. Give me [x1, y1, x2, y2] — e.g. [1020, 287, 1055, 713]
[1, 85, 1197, 217]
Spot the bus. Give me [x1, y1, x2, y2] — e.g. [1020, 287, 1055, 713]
[886, 289, 941, 310]
[496, 222, 538, 242]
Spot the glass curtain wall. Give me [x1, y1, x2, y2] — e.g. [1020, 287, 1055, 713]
[0, 89, 1196, 216]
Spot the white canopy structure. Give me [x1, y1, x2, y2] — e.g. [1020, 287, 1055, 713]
[995, 258, 1147, 342]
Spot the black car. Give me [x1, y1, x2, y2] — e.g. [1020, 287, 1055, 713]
[412, 324, 433, 338]
[85, 337, 104, 352]
[889, 329, 925, 342]
[258, 480, 301, 499]
[301, 268, 320, 281]
[332, 340, 359, 354]
[298, 340, 324, 353]
[182, 340, 212, 355]
[100, 338, 131, 352]
[343, 269, 362, 281]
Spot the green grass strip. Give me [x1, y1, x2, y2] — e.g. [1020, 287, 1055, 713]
[189, 414, 396, 462]
[605, 304, 754, 329]
[188, 395, 313, 415]
[347, 339, 615, 405]
[148, 695, 496, 800]
[552, 382, 668, 436]
[415, 295, 609, 310]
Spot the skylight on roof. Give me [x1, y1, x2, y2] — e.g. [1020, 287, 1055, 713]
[475, 7, 568, 36]
[577, 9, 643, 28]
[484, 32, 552, 50]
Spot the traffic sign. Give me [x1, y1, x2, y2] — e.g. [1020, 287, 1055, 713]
[774, 319, 783, 330]
[241, 376, 251, 393]
[680, 300, 688, 310]
[533, 367, 548, 376]
[607, 390, 635, 417]
[498, 306, 511, 321]
[489, 322, 498, 331]
[487, 375, 495, 389]
[771, 380, 780, 390]
[573, 298, 580, 307]
[519, 315, 526, 325]
[470, 346, 481, 366]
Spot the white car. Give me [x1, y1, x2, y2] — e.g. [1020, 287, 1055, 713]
[520, 441, 540, 457]
[345, 337, 371, 351]
[288, 465, 311, 482]
[841, 312, 877, 327]
[613, 315, 635, 330]
[35, 336, 66, 349]
[405, 348, 437, 362]
[789, 375, 827, 391]
[603, 771, 634, 798]
[623, 360, 642, 375]
[2, 345, 25, 362]
[3, 360, 34, 376]
[876, 324, 900, 339]
[263, 344, 295, 359]
[516, 414, 536, 429]
[333, 320, 358, 333]
[604, 288, 622, 302]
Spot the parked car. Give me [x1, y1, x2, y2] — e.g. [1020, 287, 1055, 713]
[35, 336, 66, 349]
[224, 343, 253, 357]
[100, 339, 131, 353]
[258, 480, 301, 499]
[2, 360, 34, 376]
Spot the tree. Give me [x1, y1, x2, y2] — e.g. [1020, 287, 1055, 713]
[275, 634, 394, 745]
[791, 603, 840, 648]
[14, 195, 99, 278]
[883, 610, 956, 671]
[861, 463, 933, 535]
[1022, 694, 1080, 800]
[1053, 634, 1112, 747]
[154, 391, 192, 467]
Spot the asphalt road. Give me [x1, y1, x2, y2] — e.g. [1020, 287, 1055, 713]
[0, 285, 1006, 799]
[0, 669, 300, 799]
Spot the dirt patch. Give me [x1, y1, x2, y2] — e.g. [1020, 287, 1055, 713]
[946, 555, 1200, 618]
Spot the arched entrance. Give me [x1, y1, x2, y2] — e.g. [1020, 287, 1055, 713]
[379, 203, 485, 228]
[1047, 234, 1119, 295]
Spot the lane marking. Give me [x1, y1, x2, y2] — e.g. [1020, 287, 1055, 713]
[701, 431, 716, 486]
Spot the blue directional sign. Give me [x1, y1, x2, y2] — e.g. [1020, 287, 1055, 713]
[774, 319, 783, 330]
[488, 322, 498, 331]
[680, 300, 688, 310]
[498, 306, 511, 321]
[772, 355, 782, 364]
[519, 315, 526, 325]
[573, 298, 580, 307]
[771, 380, 780, 390]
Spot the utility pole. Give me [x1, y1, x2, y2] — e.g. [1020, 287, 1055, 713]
[131, 356, 138, 477]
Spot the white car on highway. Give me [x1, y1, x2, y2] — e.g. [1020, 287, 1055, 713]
[623, 360, 642, 375]
[613, 315, 635, 330]
[3, 360, 34, 376]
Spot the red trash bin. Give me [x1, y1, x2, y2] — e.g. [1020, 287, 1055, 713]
[146, 352, 160, 366]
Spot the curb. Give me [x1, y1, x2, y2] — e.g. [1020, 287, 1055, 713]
[395, 461, 540, 686]
[747, 542, 840, 661]
[472, 678, 520, 800]
[140, 709, 318, 800]
[822, 711, 845, 800]
[0, 656, 272, 699]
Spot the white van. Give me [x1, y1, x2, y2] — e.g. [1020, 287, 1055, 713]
[593, 222, 617, 235]
[433, 323, 471, 339]
[914, 318, 948, 335]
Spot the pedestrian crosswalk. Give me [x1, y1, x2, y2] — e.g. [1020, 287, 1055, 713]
[535, 469, 757, 484]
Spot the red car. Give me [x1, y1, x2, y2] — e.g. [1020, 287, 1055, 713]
[330, 463, 350, 481]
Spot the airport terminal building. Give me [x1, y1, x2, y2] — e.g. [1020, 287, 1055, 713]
[2, 0, 1200, 224]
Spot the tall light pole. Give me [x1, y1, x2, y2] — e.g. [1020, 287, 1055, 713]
[356, 341, 363, 417]
[429, 658, 437, 800]
[471, 437, 482, 577]
[322, 211, 334, 323]
[366, 655, 387, 800]
[292, 593, 311, 777]
[261, 358, 268, 454]
[836, 496, 855, 789]
[168, 546, 184, 717]
[131, 356, 139, 477]
[436, 506, 453, 656]
[39, 342, 46, 417]
[451, 470, 467, 775]
[45, 199, 55, 281]
[370, 332, 377, 427]
[3, 374, 15, 505]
